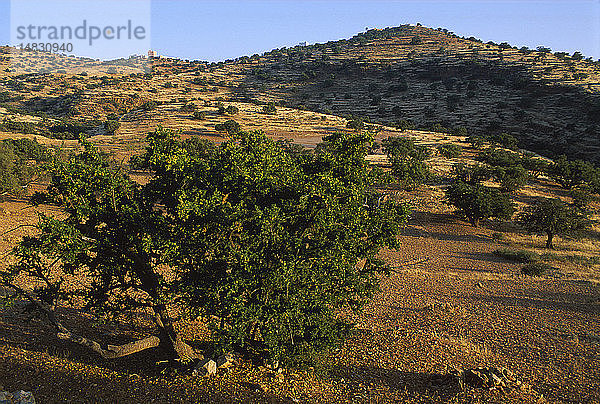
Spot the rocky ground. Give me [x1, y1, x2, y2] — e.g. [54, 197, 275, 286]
[0, 180, 598, 403]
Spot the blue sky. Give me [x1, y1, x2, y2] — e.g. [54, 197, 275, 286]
[1, 0, 598, 61]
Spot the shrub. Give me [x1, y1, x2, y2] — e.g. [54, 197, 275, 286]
[493, 248, 540, 263]
[445, 181, 515, 226]
[262, 102, 277, 114]
[180, 102, 196, 112]
[215, 119, 241, 135]
[142, 101, 158, 111]
[390, 157, 430, 190]
[480, 149, 520, 168]
[394, 120, 416, 131]
[382, 137, 430, 160]
[410, 36, 423, 45]
[521, 262, 553, 276]
[383, 137, 431, 189]
[0, 138, 49, 198]
[451, 163, 493, 185]
[438, 144, 462, 159]
[570, 184, 592, 211]
[467, 135, 486, 149]
[104, 119, 120, 135]
[489, 133, 518, 150]
[192, 111, 206, 120]
[346, 116, 365, 131]
[494, 165, 529, 193]
[521, 155, 550, 178]
[225, 105, 239, 114]
[48, 120, 100, 140]
[550, 156, 600, 192]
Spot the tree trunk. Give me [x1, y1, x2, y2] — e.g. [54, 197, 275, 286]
[152, 304, 199, 364]
[546, 232, 554, 249]
[2, 282, 162, 359]
[131, 251, 200, 364]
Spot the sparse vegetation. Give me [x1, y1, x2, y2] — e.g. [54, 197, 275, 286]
[214, 119, 241, 134]
[262, 102, 277, 114]
[438, 144, 462, 158]
[104, 119, 120, 135]
[521, 262, 554, 276]
[0, 138, 50, 198]
[493, 248, 539, 263]
[382, 137, 431, 190]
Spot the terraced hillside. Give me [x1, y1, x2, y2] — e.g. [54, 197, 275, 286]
[2, 24, 600, 164]
[211, 25, 600, 163]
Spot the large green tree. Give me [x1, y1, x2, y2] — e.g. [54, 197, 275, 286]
[2, 128, 409, 368]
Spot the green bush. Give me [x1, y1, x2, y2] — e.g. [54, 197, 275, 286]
[225, 105, 239, 114]
[346, 116, 365, 131]
[180, 102, 196, 112]
[438, 144, 462, 158]
[517, 197, 590, 249]
[0, 138, 49, 198]
[262, 102, 277, 114]
[520, 155, 550, 178]
[215, 119, 241, 135]
[383, 137, 431, 189]
[192, 111, 206, 120]
[493, 248, 540, 263]
[521, 262, 553, 276]
[495, 165, 529, 193]
[451, 163, 492, 185]
[550, 155, 600, 192]
[3, 128, 410, 367]
[142, 101, 158, 111]
[480, 149, 520, 168]
[390, 157, 430, 190]
[445, 181, 515, 226]
[104, 119, 120, 135]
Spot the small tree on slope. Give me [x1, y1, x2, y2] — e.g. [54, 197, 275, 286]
[445, 181, 514, 226]
[517, 198, 589, 249]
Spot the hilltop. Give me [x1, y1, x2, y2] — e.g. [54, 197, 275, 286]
[2, 24, 600, 163]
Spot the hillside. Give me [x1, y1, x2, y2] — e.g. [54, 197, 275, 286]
[2, 25, 600, 164]
[0, 25, 599, 404]
[215, 25, 600, 163]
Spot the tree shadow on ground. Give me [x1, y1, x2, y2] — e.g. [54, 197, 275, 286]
[327, 364, 461, 402]
[0, 304, 209, 377]
[450, 251, 518, 265]
[471, 293, 600, 315]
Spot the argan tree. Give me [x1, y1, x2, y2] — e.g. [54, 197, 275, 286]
[382, 136, 430, 190]
[445, 181, 515, 226]
[0, 138, 50, 198]
[2, 128, 409, 368]
[550, 155, 600, 192]
[215, 119, 241, 135]
[517, 197, 589, 249]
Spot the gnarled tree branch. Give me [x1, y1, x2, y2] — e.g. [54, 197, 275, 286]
[1, 281, 161, 359]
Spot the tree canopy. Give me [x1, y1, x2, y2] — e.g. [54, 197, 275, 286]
[445, 181, 514, 226]
[3, 128, 410, 368]
[517, 198, 589, 249]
